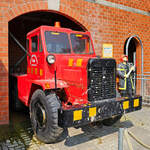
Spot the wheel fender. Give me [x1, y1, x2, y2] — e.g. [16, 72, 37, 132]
[31, 79, 68, 90]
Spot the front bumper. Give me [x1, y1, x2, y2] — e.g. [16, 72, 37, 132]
[58, 95, 142, 127]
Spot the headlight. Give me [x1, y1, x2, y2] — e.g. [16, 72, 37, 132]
[47, 55, 55, 64]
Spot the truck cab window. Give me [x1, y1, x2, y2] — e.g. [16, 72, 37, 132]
[31, 36, 38, 52]
[45, 31, 71, 54]
[70, 34, 93, 54]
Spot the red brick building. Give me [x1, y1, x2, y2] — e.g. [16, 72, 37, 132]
[0, 0, 150, 124]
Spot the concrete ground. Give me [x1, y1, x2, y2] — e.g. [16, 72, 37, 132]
[0, 106, 150, 150]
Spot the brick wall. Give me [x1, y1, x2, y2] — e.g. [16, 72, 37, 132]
[0, 0, 150, 124]
[106, 0, 150, 12]
[60, 0, 150, 63]
[0, 0, 48, 125]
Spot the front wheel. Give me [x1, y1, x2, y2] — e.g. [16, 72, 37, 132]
[29, 89, 64, 143]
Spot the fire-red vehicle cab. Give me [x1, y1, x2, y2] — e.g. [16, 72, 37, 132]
[11, 24, 142, 143]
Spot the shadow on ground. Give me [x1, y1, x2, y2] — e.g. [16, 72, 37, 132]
[64, 119, 133, 147]
[0, 110, 133, 149]
[0, 109, 67, 149]
[0, 110, 35, 150]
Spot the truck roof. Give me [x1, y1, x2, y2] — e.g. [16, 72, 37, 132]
[27, 25, 89, 37]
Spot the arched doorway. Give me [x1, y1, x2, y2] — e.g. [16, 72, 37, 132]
[124, 37, 138, 65]
[8, 10, 87, 111]
[124, 35, 143, 96]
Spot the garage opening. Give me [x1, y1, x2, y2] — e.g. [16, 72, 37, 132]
[8, 11, 87, 112]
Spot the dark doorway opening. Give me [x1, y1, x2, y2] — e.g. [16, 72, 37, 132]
[124, 38, 137, 64]
[124, 37, 139, 95]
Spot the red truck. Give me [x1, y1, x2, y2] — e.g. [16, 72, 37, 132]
[11, 23, 142, 143]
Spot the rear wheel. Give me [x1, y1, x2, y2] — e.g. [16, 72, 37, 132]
[102, 115, 122, 126]
[30, 89, 64, 143]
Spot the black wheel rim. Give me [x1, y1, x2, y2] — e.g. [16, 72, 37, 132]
[34, 100, 47, 129]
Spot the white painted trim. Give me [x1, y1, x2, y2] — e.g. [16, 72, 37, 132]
[85, 0, 150, 16]
[48, 0, 60, 11]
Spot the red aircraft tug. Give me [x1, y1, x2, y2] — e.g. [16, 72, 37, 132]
[10, 23, 142, 143]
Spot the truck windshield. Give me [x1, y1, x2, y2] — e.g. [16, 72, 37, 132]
[45, 31, 71, 54]
[70, 33, 93, 54]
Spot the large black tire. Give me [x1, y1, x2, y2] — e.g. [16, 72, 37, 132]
[102, 115, 122, 126]
[29, 89, 64, 143]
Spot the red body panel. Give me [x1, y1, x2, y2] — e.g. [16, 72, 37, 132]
[16, 74, 68, 106]
[16, 26, 96, 106]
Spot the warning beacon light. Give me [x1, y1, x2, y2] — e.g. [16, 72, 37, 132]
[54, 21, 61, 28]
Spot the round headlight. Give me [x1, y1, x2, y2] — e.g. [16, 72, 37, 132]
[47, 55, 55, 64]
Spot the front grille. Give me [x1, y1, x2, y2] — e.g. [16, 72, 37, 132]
[88, 58, 116, 101]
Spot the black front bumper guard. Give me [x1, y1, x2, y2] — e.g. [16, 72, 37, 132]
[58, 95, 142, 127]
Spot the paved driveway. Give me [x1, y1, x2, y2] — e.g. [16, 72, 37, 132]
[0, 106, 150, 150]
